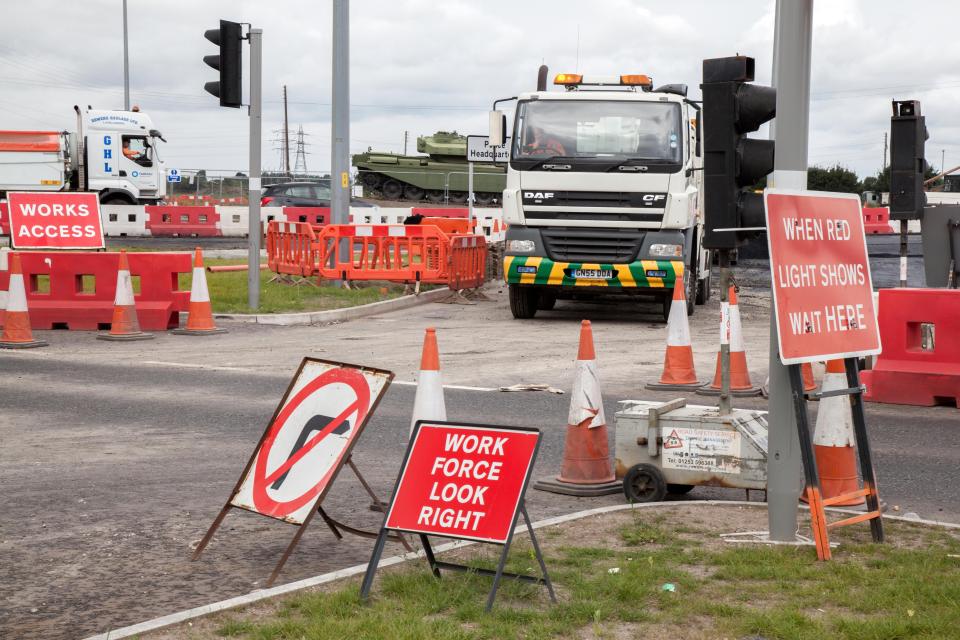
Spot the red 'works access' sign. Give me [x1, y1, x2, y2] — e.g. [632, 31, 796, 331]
[385, 422, 540, 544]
[7, 191, 104, 249]
[764, 189, 881, 365]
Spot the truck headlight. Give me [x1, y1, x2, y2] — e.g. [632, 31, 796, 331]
[649, 243, 683, 258]
[508, 239, 536, 253]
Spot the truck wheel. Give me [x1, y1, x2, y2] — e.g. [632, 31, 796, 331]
[667, 483, 695, 495]
[537, 292, 557, 310]
[509, 285, 539, 319]
[623, 463, 667, 503]
[102, 195, 131, 205]
[381, 180, 403, 200]
[661, 293, 672, 323]
[695, 270, 711, 305]
[685, 270, 696, 316]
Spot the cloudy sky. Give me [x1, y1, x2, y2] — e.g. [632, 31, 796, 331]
[2, 0, 957, 179]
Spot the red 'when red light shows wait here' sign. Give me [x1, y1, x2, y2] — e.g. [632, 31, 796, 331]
[385, 422, 540, 544]
[764, 189, 881, 365]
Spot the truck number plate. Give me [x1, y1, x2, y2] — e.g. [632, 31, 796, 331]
[572, 268, 613, 280]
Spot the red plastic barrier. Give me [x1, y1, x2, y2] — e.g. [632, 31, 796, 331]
[171, 194, 213, 206]
[863, 207, 894, 234]
[411, 207, 469, 219]
[145, 205, 221, 237]
[0, 202, 8, 235]
[283, 207, 330, 226]
[314, 224, 450, 284]
[1, 251, 190, 330]
[862, 288, 960, 407]
[448, 235, 487, 290]
[266, 221, 318, 277]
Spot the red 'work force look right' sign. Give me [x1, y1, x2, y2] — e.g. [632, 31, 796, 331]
[764, 189, 881, 365]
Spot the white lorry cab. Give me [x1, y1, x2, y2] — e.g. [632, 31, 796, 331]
[493, 70, 711, 320]
[0, 106, 167, 204]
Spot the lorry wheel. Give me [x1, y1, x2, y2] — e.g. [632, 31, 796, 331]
[667, 483, 695, 495]
[102, 195, 131, 205]
[661, 293, 672, 323]
[537, 292, 557, 310]
[509, 284, 539, 319]
[685, 270, 696, 316]
[695, 270, 711, 305]
[381, 180, 403, 200]
[623, 463, 667, 503]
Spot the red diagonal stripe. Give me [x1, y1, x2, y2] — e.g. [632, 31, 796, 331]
[264, 399, 360, 486]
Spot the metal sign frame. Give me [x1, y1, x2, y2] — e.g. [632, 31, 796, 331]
[360, 420, 556, 612]
[192, 357, 408, 586]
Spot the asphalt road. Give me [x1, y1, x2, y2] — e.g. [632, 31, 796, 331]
[2, 350, 959, 640]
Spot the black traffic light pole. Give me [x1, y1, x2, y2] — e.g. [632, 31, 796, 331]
[889, 100, 927, 287]
[700, 56, 776, 416]
[203, 20, 261, 310]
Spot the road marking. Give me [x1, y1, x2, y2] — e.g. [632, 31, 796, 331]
[391, 380, 496, 392]
[144, 360, 256, 373]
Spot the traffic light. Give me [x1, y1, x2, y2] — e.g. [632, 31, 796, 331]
[204, 20, 243, 108]
[700, 55, 776, 249]
[889, 100, 928, 220]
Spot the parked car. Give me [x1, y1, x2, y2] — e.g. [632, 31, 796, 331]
[260, 180, 374, 207]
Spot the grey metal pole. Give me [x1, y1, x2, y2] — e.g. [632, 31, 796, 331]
[332, 0, 350, 282]
[468, 160, 474, 224]
[767, 0, 812, 541]
[248, 28, 263, 310]
[122, 0, 130, 110]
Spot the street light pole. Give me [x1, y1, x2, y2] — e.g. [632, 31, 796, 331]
[331, 0, 350, 282]
[247, 28, 263, 310]
[122, 0, 130, 110]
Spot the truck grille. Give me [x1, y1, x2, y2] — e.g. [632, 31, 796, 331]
[541, 228, 645, 263]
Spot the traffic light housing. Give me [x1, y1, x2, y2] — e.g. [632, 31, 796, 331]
[700, 56, 776, 249]
[889, 100, 928, 220]
[204, 20, 243, 108]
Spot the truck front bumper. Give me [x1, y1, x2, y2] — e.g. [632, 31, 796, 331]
[504, 256, 683, 290]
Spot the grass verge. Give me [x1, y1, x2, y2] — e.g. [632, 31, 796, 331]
[151, 506, 960, 640]
[183, 259, 413, 314]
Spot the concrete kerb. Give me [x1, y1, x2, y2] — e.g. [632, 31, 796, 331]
[82, 500, 959, 640]
[206, 286, 455, 326]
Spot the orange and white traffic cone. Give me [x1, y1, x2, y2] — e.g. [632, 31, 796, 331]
[410, 327, 447, 435]
[0, 247, 9, 329]
[698, 286, 761, 396]
[0, 253, 47, 349]
[808, 359, 864, 505]
[98, 251, 154, 341]
[173, 248, 226, 335]
[647, 274, 701, 390]
[535, 320, 620, 496]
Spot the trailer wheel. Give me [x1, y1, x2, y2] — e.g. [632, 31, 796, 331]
[623, 463, 667, 503]
[475, 192, 495, 206]
[695, 269, 711, 305]
[509, 284, 539, 319]
[684, 269, 696, 316]
[425, 190, 445, 204]
[667, 484, 695, 495]
[381, 180, 403, 200]
[403, 185, 425, 201]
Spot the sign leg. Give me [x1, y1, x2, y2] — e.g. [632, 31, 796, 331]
[191, 503, 232, 560]
[844, 358, 884, 543]
[359, 527, 390, 602]
[316, 506, 344, 540]
[267, 523, 311, 587]
[420, 534, 442, 578]
[347, 456, 387, 511]
[521, 502, 556, 603]
[485, 510, 521, 612]
[787, 363, 830, 560]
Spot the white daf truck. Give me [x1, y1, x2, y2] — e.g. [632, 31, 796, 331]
[492, 70, 711, 320]
[0, 106, 167, 204]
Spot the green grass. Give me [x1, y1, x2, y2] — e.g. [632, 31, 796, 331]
[179, 259, 412, 314]
[201, 517, 960, 640]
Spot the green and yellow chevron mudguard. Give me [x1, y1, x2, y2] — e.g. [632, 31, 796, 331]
[504, 256, 683, 288]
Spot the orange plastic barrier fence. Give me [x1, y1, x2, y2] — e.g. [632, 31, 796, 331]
[421, 217, 473, 235]
[266, 221, 318, 277]
[314, 224, 449, 284]
[448, 235, 487, 290]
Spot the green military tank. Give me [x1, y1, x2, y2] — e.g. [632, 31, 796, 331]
[352, 131, 506, 204]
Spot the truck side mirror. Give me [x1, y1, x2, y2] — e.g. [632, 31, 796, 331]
[489, 111, 507, 147]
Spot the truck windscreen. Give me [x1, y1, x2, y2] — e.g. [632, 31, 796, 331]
[511, 99, 682, 171]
